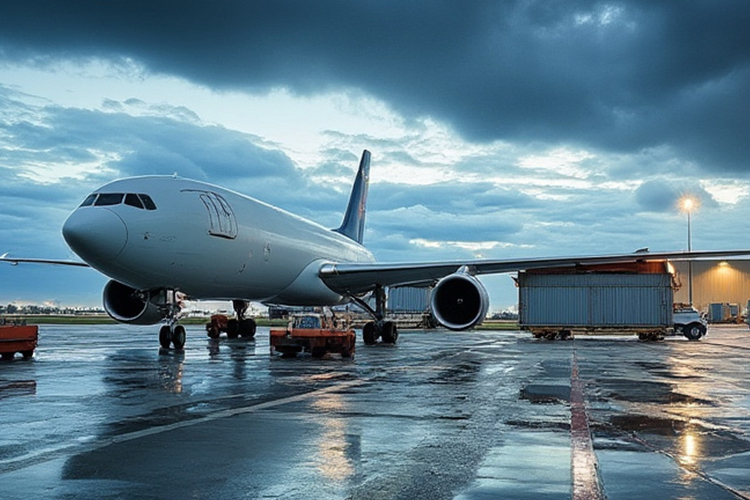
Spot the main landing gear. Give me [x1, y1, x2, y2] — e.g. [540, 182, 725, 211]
[353, 285, 399, 346]
[206, 300, 257, 339]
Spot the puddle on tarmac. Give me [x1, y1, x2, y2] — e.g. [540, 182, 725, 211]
[600, 414, 750, 460]
[594, 378, 715, 406]
[520, 384, 571, 404]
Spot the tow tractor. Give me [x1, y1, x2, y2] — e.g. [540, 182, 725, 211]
[270, 312, 355, 358]
[0, 320, 38, 360]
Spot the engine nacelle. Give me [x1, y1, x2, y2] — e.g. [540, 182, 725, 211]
[102, 280, 167, 325]
[430, 271, 490, 330]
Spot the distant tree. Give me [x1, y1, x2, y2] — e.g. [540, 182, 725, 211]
[6, 304, 18, 314]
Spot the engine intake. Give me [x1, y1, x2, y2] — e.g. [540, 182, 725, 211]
[102, 280, 167, 325]
[430, 271, 489, 330]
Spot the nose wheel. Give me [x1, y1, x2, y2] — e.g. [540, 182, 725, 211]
[159, 324, 186, 350]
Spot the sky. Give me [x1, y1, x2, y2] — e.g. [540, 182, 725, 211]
[1, 1, 750, 312]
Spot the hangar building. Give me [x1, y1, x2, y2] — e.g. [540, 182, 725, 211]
[672, 259, 750, 318]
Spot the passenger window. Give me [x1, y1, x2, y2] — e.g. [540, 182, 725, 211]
[80, 194, 97, 207]
[138, 194, 157, 210]
[94, 193, 124, 206]
[124, 193, 144, 209]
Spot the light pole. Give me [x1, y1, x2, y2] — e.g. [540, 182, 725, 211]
[681, 197, 696, 305]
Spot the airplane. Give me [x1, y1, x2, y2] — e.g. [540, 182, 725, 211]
[3, 149, 750, 349]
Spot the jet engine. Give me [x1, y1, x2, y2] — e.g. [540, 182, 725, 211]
[430, 270, 489, 331]
[102, 280, 167, 325]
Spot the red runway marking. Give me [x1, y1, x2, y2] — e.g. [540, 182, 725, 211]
[571, 351, 605, 500]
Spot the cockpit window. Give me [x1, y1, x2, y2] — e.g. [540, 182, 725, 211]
[80, 194, 97, 207]
[79, 192, 157, 210]
[139, 194, 157, 210]
[124, 193, 144, 209]
[95, 193, 124, 206]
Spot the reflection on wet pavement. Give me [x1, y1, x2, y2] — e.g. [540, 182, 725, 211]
[0, 324, 749, 499]
[579, 328, 750, 499]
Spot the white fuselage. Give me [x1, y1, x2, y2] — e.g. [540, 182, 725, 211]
[62, 176, 376, 305]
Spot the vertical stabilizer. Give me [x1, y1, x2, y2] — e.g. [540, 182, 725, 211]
[335, 150, 370, 244]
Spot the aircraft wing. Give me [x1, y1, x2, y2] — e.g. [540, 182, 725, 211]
[319, 249, 750, 295]
[0, 254, 90, 267]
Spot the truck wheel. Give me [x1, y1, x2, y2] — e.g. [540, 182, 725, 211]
[684, 323, 706, 341]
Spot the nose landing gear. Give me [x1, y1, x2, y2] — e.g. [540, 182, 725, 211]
[160, 323, 186, 350]
[158, 289, 186, 350]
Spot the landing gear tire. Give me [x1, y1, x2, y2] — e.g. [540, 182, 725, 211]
[363, 322, 377, 345]
[159, 325, 172, 349]
[226, 319, 240, 339]
[172, 325, 186, 350]
[239, 318, 257, 338]
[684, 322, 706, 341]
[381, 321, 398, 344]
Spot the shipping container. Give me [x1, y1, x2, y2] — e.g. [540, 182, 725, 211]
[708, 302, 739, 323]
[518, 272, 673, 336]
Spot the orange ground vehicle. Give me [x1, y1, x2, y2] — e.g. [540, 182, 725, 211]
[0, 322, 38, 360]
[270, 313, 355, 358]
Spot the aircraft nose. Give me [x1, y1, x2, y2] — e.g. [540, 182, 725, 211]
[62, 208, 128, 263]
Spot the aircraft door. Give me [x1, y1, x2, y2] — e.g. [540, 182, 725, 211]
[184, 190, 238, 239]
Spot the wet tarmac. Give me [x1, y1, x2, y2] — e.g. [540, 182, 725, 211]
[1, 324, 749, 500]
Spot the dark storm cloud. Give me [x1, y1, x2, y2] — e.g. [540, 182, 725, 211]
[1, 1, 749, 171]
[1, 96, 298, 183]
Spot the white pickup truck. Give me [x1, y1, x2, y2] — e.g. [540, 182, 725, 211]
[673, 306, 708, 340]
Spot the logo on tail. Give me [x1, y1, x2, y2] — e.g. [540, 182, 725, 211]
[335, 150, 370, 244]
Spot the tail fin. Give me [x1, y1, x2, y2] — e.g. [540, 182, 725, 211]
[335, 150, 370, 244]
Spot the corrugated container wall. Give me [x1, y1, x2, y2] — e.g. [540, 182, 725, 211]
[519, 273, 673, 328]
[387, 286, 432, 313]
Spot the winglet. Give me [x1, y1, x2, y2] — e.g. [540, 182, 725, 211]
[335, 150, 370, 244]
